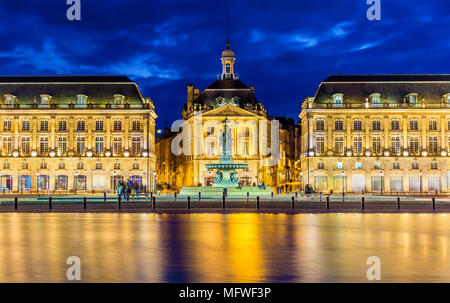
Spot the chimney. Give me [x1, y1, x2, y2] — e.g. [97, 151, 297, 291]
[193, 88, 200, 101]
[187, 84, 194, 110]
[250, 85, 255, 94]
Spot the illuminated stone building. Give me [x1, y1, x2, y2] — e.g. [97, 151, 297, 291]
[156, 43, 300, 191]
[300, 75, 450, 194]
[0, 76, 157, 193]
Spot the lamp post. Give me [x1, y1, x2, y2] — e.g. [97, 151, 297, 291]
[153, 171, 157, 193]
[380, 171, 384, 195]
[420, 170, 423, 195]
[113, 171, 117, 194]
[74, 171, 78, 195]
[341, 171, 345, 201]
[36, 172, 40, 195]
[300, 171, 303, 192]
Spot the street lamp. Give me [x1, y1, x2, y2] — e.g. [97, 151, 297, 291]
[113, 171, 117, 193]
[419, 170, 423, 195]
[341, 171, 345, 201]
[74, 171, 78, 195]
[380, 171, 384, 195]
[300, 171, 303, 192]
[36, 172, 40, 195]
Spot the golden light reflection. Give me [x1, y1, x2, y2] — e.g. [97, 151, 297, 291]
[0, 213, 449, 282]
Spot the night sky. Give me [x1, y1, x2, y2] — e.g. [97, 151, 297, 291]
[1, 0, 449, 127]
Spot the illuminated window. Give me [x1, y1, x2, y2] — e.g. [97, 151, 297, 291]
[393, 162, 400, 169]
[431, 162, 438, 170]
[76, 94, 87, 106]
[4, 94, 15, 106]
[333, 94, 343, 107]
[353, 120, 362, 131]
[407, 94, 417, 104]
[410, 120, 418, 131]
[40, 162, 47, 169]
[114, 120, 122, 131]
[95, 162, 102, 170]
[334, 137, 344, 155]
[317, 162, 324, 169]
[132, 163, 139, 170]
[429, 120, 437, 131]
[40, 94, 51, 105]
[114, 162, 120, 169]
[113, 94, 124, 105]
[412, 162, 419, 169]
[95, 137, 104, 154]
[58, 120, 67, 132]
[316, 120, 325, 131]
[334, 120, 344, 131]
[40, 120, 48, 132]
[336, 162, 343, 170]
[58, 137, 67, 155]
[22, 162, 28, 169]
[316, 136, 325, 155]
[391, 136, 401, 155]
[372, 120, 381, 131]
[353, 136, 362, 154]
[372, 136, 381, 154]
[409, 137, 419, 155]
[428, 136, 438, 154]
[21, 137, 30, 155]
[77, 120, 86, 132]
[113, 137, 122, 155]
[22, 120, 30, 131]
[77, 162, 84, 170]
[3, 120, 11, 131]
[374, 162, 381, 169]
[355, 162, 362, 169]
[391, 120, 400, 131]
[2, 137, 11, 155]
[95, 120, 103, 131]
[132, 120, 141, 131]
[59, 162, 65, 169]
[76, 137, 85, 154]
[40, 137, 48, 154]
[132, 137, 141, 155]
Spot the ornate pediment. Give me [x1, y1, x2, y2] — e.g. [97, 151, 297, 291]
[202, 104, 259, 117]
[210, 96, 240, 108]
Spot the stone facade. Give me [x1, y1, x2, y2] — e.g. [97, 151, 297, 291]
[0, 76, 157, 193]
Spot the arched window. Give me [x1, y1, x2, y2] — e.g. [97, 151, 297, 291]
[225, 62, 231, 73]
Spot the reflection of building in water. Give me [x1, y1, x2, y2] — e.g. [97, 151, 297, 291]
[300, 75, 450, 194]
[0, 76, 157, 193]
[156, 42, 301, 191]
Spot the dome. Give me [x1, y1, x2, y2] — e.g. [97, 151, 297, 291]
[221, 48, 235, 58]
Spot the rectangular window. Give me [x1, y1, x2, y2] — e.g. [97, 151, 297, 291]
[95, 137, 104, 154]
[113, 137, 122, 155]
[412, 162, 419, 169]
[431, 162, 438, 170]
[409, 137, 419, 155]
[96, 162, 102, 170]
[58, 137, 67, 155]
[317, 162, 324, 169]
[2, 137, 11, 155]
[40, 120, 48, 132]
[206, 140, 216, 157]
[22, 120, 30, 131]
[372, 136, 381, 154]
[353, 120, 362, 131]
[114, 121, 122, 131]
[77, 120, 86, 132]
[355, 162, 362, 169]
[77, 137, 86, 154]
[372, 120, 381, 131]
[77, 162, 84, 170]
[3, 120, 12, 131]
[391, 136, 400, 155]
[59, 162, 65, 169]
[21, 162, 28, 169]
[114, 162, 120, 169]
[95, 120, 104, 131]
[336, 162, 343, 170]
[21, 137, 30, 155]
[58, 120, 67, 132]
[132, 163, 139, 170]
[131, 137, 141, 155]
[393, 162, 400, 169]
[374, 162, 381, 169]
[132, 120, 141, 132]
[353, 136, 362, 154]
[40, 162, 47, 169]
[3, 162, 10, 169]
[334, 120, 344, 131]
[410, 120, 418, 131]
[334, 137, 344, 155]
[429, 136, 438, 154]
[40, 137, 48, 154]
[429, 120, 437, 131]
[316, 120, 324, 131]
[391, 120, 400, 131]
[315, 136, 325, 155]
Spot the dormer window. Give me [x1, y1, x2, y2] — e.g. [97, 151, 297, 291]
[444, 94, 450, 104]
[113, 94, 125, 105]
[76, 94, 88, 106]
[332, 93, 343, 107]
[4, 94, 16, 106]
[369, 93, 381, 107]
[406, 93, 417, 104]
[40, 94, 51, 106]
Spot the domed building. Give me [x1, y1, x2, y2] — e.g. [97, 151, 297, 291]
[156, 42, 300, 191]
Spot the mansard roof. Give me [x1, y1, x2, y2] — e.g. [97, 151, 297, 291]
[314, 74, 450, 104]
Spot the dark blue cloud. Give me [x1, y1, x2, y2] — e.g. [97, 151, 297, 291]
[0, 0, 449, 126]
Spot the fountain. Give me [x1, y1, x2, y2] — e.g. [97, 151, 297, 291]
[180, 118, 273, 197]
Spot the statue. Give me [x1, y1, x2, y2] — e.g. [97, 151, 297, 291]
[214, 171, 223, 183]
[230, 171, 239, 183]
